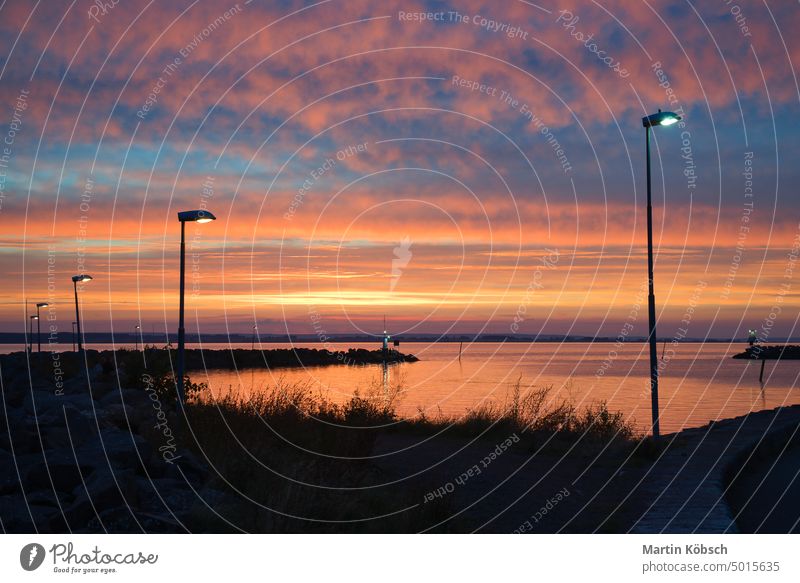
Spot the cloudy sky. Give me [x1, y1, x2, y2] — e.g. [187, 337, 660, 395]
[1, 0, 798, 339]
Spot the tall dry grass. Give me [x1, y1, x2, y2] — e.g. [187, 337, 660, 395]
[179, 376, 637, 531]
[403, 378, 637, 443]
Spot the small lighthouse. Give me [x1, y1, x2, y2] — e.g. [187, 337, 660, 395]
[382, 316, 390, 359]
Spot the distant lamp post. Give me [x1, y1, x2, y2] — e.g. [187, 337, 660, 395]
[642, 109, 681, 439]
[176, 210, 216, 406]
[35, 303, 49, 353]
[135, 324, 141, 351]
[251, 325, 257, 350]
[71, 274, 93, 354]
[29, 315, 38, 354]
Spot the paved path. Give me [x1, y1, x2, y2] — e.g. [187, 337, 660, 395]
[628, 405, 800, 533]
[372, 406, 800, 533]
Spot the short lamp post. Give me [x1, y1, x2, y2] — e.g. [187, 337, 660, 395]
[71, 275, 93, 354]
[29, 316, 38, 354]
[176, 210, 216, 406]
[642, 109, 681, 439]
[135, 324, 141, 351]
[35, 302, 49, 353]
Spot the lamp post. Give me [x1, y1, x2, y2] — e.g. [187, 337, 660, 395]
[251, 325, 257, 350]
[135, 325, 141, 351]
[35, 302, 49, 353]
[71, 275, 93, 354]
[642, 109, 681, 439]
[176, 210, 216, 406]
[72, 322, 77, 351]
[29, 315, 38, 354]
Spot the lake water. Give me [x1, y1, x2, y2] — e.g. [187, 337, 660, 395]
[7, 341, 798, 433]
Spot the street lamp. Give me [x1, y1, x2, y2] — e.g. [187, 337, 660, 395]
[176, 209, 216, 406]
[71, 274, 93, 354]
[29, 315, 38, 354]
[642, 109, 681, 439]
[35, 302, 49, 353]
[135, 324, 141, 351]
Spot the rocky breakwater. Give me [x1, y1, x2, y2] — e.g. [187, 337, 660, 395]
[0, 351, 232, 533]
[732, 345, 800, 360]
[147, 346, 419, 370]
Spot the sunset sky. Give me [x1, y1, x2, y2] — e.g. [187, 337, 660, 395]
[1, 0, 798, 339]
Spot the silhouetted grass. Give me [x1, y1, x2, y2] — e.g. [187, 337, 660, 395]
[176, 377, 638, 532]
[181, 381, 457, 532]
[401, 381, 638, 446]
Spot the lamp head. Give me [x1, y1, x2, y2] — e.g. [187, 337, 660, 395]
[36, 302, 49, 308]
[642, 109, 681, 128]
[178, 210, 216, 223]
[72, 274, 93, 283]
[31, 315, 38, 320]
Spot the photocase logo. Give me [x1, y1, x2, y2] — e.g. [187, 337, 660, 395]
[390, 236, 413, 291]
[20, 543, 46, 571]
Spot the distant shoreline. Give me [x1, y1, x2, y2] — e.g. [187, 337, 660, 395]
[0, 333, 777, 345]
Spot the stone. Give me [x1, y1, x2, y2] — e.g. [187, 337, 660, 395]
[74, 429, 153, 473]
[0, 498, 67, 532]
[34, 405, 101, 450]
[24, 389, 93, 417]
[89, 381, 116, 401]
[25, 459, 91, 493]
[25, 489, 73, 508]
[66, 469, 138, 528]
[3, 381, 27, 407]
[0, 450, 21, 495]
[99, 403, 135, 429]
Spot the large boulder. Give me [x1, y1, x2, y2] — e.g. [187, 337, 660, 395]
[66, 468, 138, 528]
[0, 496, 69, 532]
[36, 406, 101, 450]
[0, 448, 20, 495]
[97, 402, 136, 430]
[89, 380, 116, 401]
[73, 428, 153, 473]
[25, 458, 91, 493]
[23, 389, 93, 417]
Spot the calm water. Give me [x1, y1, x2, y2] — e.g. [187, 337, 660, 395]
[7, 341, 798, 433]
[196, 341, 800, 434]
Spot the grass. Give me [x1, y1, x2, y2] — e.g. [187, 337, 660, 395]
[173, 377, 639, 532]
[400, 379, 638, 446]
[181, 381, 456, 532]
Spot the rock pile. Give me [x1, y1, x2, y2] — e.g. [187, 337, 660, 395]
[0, 352, 230, 533]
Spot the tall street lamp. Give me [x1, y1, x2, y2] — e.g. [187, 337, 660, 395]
[29, 315, 38, 354]
[35, 302, 49, 353]
[176, 210, 216, 406]
[642, 109, 681, 439]
[72, 274, 93, 354]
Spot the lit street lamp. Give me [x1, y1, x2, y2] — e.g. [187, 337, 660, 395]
[71, 274, 93, 354]
[135, 324, 141, 351]
[642, 109, 681, 439]
[176, 210, 216, 406]
[35, 302, 49, 353]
